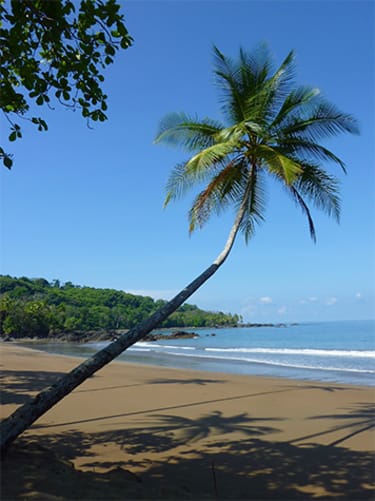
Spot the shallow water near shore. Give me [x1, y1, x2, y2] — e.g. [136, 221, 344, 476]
[20, 319, 375, 386]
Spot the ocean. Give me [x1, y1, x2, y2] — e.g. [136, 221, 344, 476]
[21, 319, 375, 386]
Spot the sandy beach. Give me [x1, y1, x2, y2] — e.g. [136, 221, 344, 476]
[1, 342, 374, 500]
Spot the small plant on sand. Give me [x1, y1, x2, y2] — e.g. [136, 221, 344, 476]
[0, 44, 358, 453]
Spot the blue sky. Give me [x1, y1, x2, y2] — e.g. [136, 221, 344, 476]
[1, 0, 374, 323]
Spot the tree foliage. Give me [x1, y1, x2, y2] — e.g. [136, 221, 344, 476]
[0, 0, 132, 169]
[0, 275, 240, 338]
[156, 45, 359, 243]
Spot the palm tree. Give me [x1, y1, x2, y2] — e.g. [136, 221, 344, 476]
[0, 45, 358, 453]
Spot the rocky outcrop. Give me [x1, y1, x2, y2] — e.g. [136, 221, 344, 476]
[144, 331, 199, 341]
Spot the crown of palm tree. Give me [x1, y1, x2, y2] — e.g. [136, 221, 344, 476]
[155, 44, 358, 243]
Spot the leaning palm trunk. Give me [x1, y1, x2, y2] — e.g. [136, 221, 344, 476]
[0, 204, 245, 454]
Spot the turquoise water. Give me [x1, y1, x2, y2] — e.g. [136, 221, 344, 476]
[22, 320, 375, 386]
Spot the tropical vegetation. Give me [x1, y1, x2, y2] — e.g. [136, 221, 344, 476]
[0, 44, 358, 453]
[0, 275, 240, 338]
[0, 0, 132, 169]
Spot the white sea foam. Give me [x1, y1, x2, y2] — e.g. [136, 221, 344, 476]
[158, 350, 375, 374]
[204, 347, 375, 358]
[135, 342, 195, 350]
[135, 343, 375, 358]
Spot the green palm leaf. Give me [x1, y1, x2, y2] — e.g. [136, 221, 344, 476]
[244, 48, 296, 124]
[188, 163, 238, 232]
[185, 140, 240, 177]
[155, 112, 224, 152]
[271, 85, 321, 129]
[213, 46, 248, 122]
[164, 162, 195, 207]
[281, 101, 359, 141]
[237, 166, 267, 242]
[277, 138, 348, 173]
[289, 187, 317, 242]
[254, 144, 303, 184]
[296, 164, 341, 221]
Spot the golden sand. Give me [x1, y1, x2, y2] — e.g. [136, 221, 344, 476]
[1, 342, 374, 499]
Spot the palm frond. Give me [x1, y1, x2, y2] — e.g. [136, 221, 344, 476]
[281, 100, 359, 141]
[276, 138, 348, 173]
[189, 157, 246, 228]
[164, 162, 193, 207]
[239, 43, 272, 83]
[250, 49, 296, 121]
[255, 144, 303, 184]
[237, 48, 295, 127]
[214, 122, 247, 143]
[289, 187, 317, 242]
[296, 163, 341, 221]
[184, 140, 240, 178]
[213, 43, 281, 123]
[155, 112, 224, 152]
[237, 43, 273, 97]
[271, 85, 321, 129]
[164, 142, 240, 209]
[188, 157, 247, 231]
[269, 49, 296, 90]
[238, 166, 267, 242]
[189, 159, 266, 241]
[213, 46, 247, 123]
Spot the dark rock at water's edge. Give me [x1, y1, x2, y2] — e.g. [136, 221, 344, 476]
[240, 323, 298, 328]
[144, 330, 199, 341]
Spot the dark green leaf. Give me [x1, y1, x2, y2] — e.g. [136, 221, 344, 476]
[4, 156, 13, 169]
[105, 45, 116, 56]
[120, 37, 130, 49]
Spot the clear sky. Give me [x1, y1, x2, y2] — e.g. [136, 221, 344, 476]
[1, 0, 374, 323]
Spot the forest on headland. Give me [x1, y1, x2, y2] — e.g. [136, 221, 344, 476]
[0, 275, 241, 339]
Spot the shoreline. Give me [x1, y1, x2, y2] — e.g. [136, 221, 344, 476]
[0, 320, 295, 344]
[5, 340, 374, 389]
[1, 343, 374, 499]
[9, 337, 375, 388]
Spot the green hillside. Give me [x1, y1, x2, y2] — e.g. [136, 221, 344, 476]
[0, 276, 240, 339]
